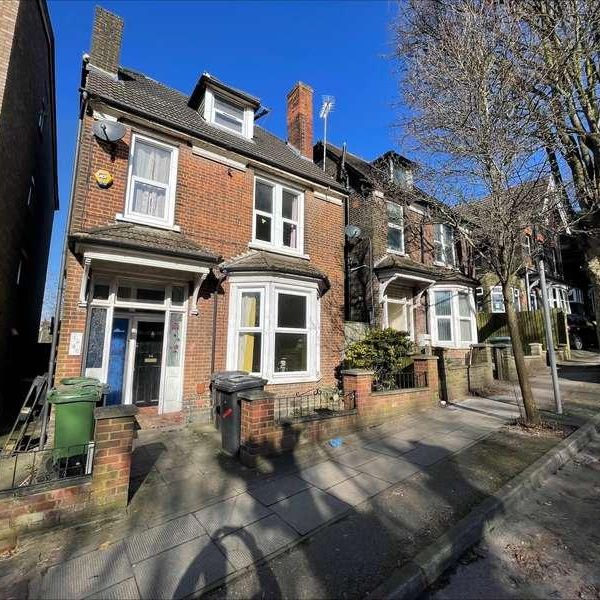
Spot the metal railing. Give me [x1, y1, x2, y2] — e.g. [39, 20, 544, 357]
[0, 443, 94, 492]
[372, 370, 428, 392]
[274, 389, 357, 424]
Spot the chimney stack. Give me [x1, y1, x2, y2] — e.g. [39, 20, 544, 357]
[89, 6, 123, 75]
[286, 82, 313, 159]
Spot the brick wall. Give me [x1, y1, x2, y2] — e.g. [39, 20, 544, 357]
[0, 0, 56, 421]
[239, 356, 440, 466]
[0, 405, 137, 538]
[57, 108, 345, 420]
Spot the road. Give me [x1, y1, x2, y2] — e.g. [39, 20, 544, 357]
[426, 436, 600, 600]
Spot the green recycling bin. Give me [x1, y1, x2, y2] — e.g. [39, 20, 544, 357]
[60, 377, 109, 405]
[47, 385, 99, 459]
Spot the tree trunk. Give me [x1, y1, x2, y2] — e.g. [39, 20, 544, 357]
[503, 283, 540, 424]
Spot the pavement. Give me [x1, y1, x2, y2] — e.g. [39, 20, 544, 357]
[5, 351, 598, 600]
[425, 435, 600, 600]
[30, 397, 523, 600]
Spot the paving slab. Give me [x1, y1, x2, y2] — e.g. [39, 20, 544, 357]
[132, 534, 231, 599]
[40, 541, 132, 600]
[363, 436, 416, 457]
[85, 578, 140, 600]
[216, 514, 299, 569]
[356, 455, 423, 483]
[326, 473, 391, 506]
[270, 487, 351, 535]
[126, 514, 205, 564]
[401, 443, 452, 467]
[194, 493, 272, 538]
[330, 448, 381, 468]
[247, 475, 311, 505]
[297, 461, 358, 490]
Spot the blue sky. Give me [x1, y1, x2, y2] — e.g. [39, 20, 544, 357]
[43, 0, 403, 318]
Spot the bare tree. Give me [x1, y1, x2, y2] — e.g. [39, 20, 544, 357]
[392, 0, 578, 424]
[511, 0, 600, 336]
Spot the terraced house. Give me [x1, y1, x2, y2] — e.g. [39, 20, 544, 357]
[314, 142, 479, 359]
[54, 7, 346, 424]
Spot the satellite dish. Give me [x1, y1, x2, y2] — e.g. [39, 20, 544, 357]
[344, 224, 362, 240]
[92, 119, 126, 143]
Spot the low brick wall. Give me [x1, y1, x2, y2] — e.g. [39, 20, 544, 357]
[238, 357, 439, 466]
[0, 405, 137, 538]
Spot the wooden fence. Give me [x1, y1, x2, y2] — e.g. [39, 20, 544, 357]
[476, 308, 568, 353]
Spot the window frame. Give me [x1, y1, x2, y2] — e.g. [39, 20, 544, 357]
[203, 88, 254, 139]
[386, 201, 405, 254]
[124, 133, 179, 229]
[490, 286, 505, 313]
[429, 286, 477, 348]
[433, 223, 456, 267]
[227, 277, 319, 383]
[252, 175, 304, 256]
[236, 288, 265, 375]
[384, 296, 414, 339]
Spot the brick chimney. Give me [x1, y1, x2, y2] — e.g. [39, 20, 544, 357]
[89, 6, 123, 75]
[286, 82, 313, 159]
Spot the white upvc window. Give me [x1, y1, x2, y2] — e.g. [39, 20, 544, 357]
[513, 288, 522, 312]
[430, 286, 477, 347]
[124, 133, 178, 228]
[434, 224, 456, 266]
[203, 88, 254, 139]
[253, 176, 304, 255]
[387, 201, 404, 254]
[228, 278, 319, 383]
[384, 296, 413, 338]
[521, 233, 532, 256]
[550, 286, 570, 314]
[491, 286, 505, 313]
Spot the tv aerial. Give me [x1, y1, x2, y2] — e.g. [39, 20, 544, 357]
[320, 95, 335, 172]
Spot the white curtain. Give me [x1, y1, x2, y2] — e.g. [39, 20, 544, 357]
[131, 141, 171, 218]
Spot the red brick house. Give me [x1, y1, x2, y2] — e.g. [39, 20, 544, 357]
[54, 8, 347, 424]
[314, 142, 478, 357]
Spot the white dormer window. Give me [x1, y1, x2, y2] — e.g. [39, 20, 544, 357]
[124, 133, 178, 228]
[203, 88, 254, 139]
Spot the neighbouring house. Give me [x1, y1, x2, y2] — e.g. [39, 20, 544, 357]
[471, 177, 573, 316]
[0, 0, 58, 423]
[314, 142, 479, 358]
[53, 7, 347, 425]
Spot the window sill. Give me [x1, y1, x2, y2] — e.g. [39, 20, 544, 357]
[387, 249, 406, 256]
[433, 261, 457, 269]
[267, 374, 320, 385]
[116, 213, 181, 232]
[205, 118, 254, 142]
[248, 241, 309, 260]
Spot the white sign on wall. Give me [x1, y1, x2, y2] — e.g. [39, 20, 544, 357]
[69, 332, 83, 356]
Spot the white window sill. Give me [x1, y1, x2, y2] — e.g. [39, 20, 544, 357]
[433, 261, 457, 269]
[205, 118, 254, 142]
[387, 249, 406, 256]
[116, 213, 181, 232]
[248, 241, 309, 260]
[267, 374, 320, 385]
[434, 341, 476, 349]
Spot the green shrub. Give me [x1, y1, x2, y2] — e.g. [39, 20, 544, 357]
[344, 328, 414, 387]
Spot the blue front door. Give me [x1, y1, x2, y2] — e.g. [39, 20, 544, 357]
[106, 317, 130, 406]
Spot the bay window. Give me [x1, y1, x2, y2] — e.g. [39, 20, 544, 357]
[253, 177, 303, 254]
[387, 202, 404, 253]
[430, 287, 477, 347]
[125, 134, 178, 227]
[229, 279, 319, 382]
[491, 286, 505, 313]
[434, 224, 456, 266]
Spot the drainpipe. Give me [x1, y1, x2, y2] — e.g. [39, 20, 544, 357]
[210, 285, 219, 375]
[41, 91, 88, 449]
[47, 90, 89, 387]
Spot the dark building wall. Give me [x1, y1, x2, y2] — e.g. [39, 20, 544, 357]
[0, 0, 57, 421]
